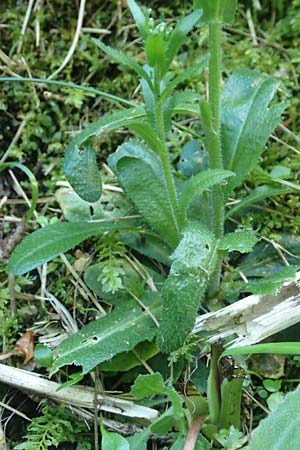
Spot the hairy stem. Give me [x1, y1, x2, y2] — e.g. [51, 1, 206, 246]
[153, 71, 183, 241]
[207, 6, 224, 296]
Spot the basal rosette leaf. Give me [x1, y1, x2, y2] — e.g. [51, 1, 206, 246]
[108, 140, 182, 248]
[179, 169, 233, 219]
[63, 143, 102, 203]
[8, 221, 133, 276]
[221, 69, 286, 194]
[50, 295, 161, 375]
[249, 387, 300, 450]
[158, 224, 218, 353]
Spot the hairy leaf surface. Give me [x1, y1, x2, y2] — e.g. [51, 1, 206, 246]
[127, 0, 147, 39]
[93, 38, 152, 86]
[63, 143, 102, 202]
[109, 140, 182, 248]
[218, 230, 258, 254]
[130, 373, 183, 420]
[225, 185, 291, 219]
[249, 387, 300, 450]
[158, 224, 218, 352]
[8, 221, 132, 275]
[50, 296, 161, 375]
[221, 70, 285, 193]
[64, 107, 145, 165]
[179, 169, 233, 218]
[165, 10, 203, 71]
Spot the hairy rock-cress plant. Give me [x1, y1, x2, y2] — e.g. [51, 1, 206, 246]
[5, 0, 299, 447]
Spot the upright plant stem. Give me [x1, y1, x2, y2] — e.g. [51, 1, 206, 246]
[154, 72, 183, 241]
[207, 9, 224, 297]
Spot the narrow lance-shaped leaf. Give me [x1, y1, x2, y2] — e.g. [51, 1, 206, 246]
[218, 230, 258, 254]
[179, 169, 233, 218]
[161, 54, 209, 101]
[63, 143, 102, 203]
[127, 0, 148, 40]
[108, 140, 182, 248]
[63, 107, 146, 200]
[50, 295, 161, 376]
[249, 387, 300, 450]
[225, 185, 291, 219]
[221, 69, 286, 194]
[92, 38, 153, 88]
[64, 107, 145, 154]
[8, 221, 133, 275]
[165, 10, 203, 72]
[158, 223, 218, 353]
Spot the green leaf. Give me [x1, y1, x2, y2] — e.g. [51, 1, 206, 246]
[108, 140, 181, 248]
[50, 295, 161, 375]
[34, 344, 53, 368]
[84, 264, 130, 304]
[127, 430, 149, 450]
[244, 266, 297, 295]
[165, 10, 203, 70]
[145, 33, 166, 67]
[121, 233, 171, 265]
[158, 224, 218, 353]
[218, 230, 258, 254]
[222, 342, 300, 359]
[92, 38, 152, 87]
[179, 169, 233, 218]
[141, 79, 157, 130]
[55, 188, 104, 222]
[130, 373, 167, 397]
[8, 221, 132, 275]
[63, 143, 102, 202]
[64, 106, 145, 163]
[196, 0, 237, 24]
[249, 387, 300, 450]
[100, 341, 159, 372]
[130, 373, 183, 420]
[127, 0, 147, 39]
[161, 55, 209, 101]
[101, 425, 130, 450]
[225, 185, 291, 219]
[177, 140, 208, 177]
[221, 69, 286, 193]
[170, 90, 202, 117]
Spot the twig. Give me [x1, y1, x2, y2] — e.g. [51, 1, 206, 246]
[60, 253, 107, 315]
[279, 123, 300, 144]
[48, 0, 86, 79]
[270, 133, 300, 155]
[0, 416, 7, 450]
[0, 119, 26, 164]
[17, 0, 35, 53]
[246, 8, 258, 46]
[81, 27, 110, 35]
[0, 363, 158, 421]
[0, 399, 31, 422]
